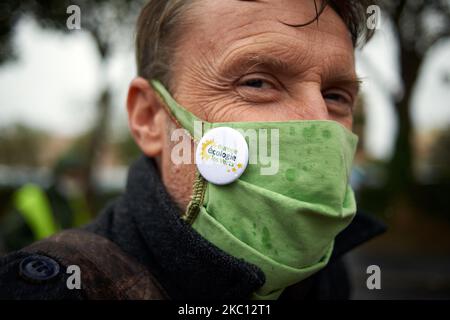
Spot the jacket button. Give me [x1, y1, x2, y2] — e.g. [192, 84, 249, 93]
[19, 255, 60, 283]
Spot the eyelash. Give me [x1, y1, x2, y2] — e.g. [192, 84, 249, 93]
[242, 79, 266, 88]
[323, 92, 352, 105]
[236, 74, 355, 112]
[237, 74, 277, 90]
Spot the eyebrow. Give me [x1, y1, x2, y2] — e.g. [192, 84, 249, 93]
[219, 52, 300, 79]
[325, 76, 363, 96]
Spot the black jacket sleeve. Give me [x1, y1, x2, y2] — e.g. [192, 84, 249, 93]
[0, 250, 85, 300]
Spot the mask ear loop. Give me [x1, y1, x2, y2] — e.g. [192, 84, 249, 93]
[151, 80, 208, 224]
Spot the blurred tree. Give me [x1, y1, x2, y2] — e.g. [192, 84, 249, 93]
[115, 133, 142, 165]
[0, 0, 144, 214]
[380, 0, 450, 201]
[0, 124, 48, 166]
[429, 127, 450, 183]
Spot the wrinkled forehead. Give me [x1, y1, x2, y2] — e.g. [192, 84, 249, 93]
[185, 0, 353, 53]
[171, 0, 355, 84]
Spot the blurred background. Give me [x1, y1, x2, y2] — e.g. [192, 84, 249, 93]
[0, 0, 449, 299]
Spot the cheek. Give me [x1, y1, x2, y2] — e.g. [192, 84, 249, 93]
[177, 86, 256, 123]
[329, 114, 353, 131]
[205, 99, 261, 122]
[161, 158, 197, 212]
[160, 122, 198, 212]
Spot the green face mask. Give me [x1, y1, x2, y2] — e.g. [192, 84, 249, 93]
[150, 79, 358, 300]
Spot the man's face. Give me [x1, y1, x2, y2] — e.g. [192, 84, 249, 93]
[129, 0, 358, 210]
[171, 0, 358, 128]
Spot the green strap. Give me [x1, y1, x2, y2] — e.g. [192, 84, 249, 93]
[150, 79, 203, 138]
[183, 172, 207, 224]
[14, 183, 60, 239]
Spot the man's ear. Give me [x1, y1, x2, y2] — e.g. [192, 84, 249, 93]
[127, 77, 167, 158]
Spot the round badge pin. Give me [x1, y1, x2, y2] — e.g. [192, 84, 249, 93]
[195, 127, 249, 185]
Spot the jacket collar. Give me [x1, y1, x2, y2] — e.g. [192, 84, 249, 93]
[88, 155, 386, 299]
[90, 156, 265, 299]
[332, 208, 386, 262]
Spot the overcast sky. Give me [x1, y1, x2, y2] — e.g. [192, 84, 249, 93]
[0, 16, 449, 160]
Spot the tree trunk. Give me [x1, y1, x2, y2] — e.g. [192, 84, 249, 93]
[81, 88, 111, 216]
[387, 46, 421, 201]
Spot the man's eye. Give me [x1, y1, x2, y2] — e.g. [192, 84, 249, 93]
[243, 79, 263, 88]
[324, 92, 349, 104]
[234, 74, 282, 103]
[323, 91, 354, 116]
[239, 77, 275, 89]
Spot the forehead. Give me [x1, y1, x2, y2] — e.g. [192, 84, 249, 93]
[180, 0, 354, 73]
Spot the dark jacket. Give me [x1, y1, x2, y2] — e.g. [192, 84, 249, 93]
[0, 156, 386, 300]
